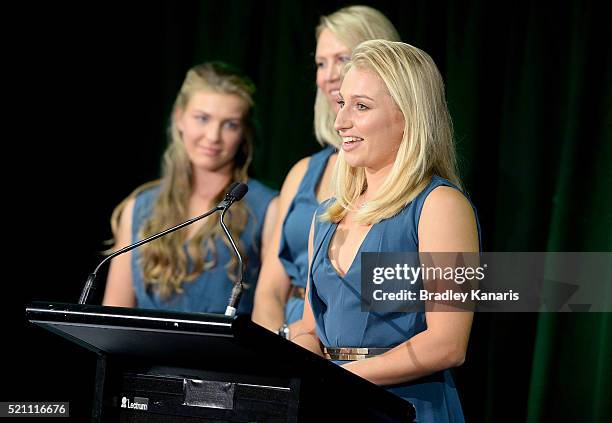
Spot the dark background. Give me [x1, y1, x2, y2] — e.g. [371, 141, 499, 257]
[4, 0, 611, 421]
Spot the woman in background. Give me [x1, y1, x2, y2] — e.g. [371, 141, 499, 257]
[103, 62, 277, 314]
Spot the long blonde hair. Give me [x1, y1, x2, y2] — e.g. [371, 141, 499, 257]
[323, 40, 461, 225]
[110, 62, 256, 299]
[314, 5, 400, 147]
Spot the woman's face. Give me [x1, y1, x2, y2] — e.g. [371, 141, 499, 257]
[315, 28, 351, 113]
[175, 90, 248, 173]
[334, 66, 405, 171]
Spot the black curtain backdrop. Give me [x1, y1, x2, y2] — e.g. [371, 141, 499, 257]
[4, 1, 610, 421]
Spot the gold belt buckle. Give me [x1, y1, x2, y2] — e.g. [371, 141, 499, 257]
[323, 347, 371, 361]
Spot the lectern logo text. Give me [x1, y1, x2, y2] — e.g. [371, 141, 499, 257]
[120, 396, 149, 411]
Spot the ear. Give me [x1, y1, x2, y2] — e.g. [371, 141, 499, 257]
[174, 107, 185, 133]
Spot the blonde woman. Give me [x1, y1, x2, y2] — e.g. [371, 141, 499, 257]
[252, 5, 400, 338]
[295, 40, 481, 422]
[103, 62, 277, 314]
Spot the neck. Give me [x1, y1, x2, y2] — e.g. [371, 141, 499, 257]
[191, 163, 234, 201]
[362, 162, 394, 201]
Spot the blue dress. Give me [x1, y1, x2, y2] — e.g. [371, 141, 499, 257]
[309, 176, 481, 423]
[131, 179, 277, 314]
[278, 146, 335, 323]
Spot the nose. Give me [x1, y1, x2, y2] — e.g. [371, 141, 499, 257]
[205, 122, 222, 143]
[325, 61, 341, 82]
[334, 103, 351, 133]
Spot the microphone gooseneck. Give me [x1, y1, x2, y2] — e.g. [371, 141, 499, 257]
[78, 182, 249, 306]
[78, 205, 222, 304]
[223, 183, 249, 317]
[221, 207, 244, 317]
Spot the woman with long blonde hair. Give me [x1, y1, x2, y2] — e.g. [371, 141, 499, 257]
[103, 62, 277, 314]
[252, 5, 400, 338]
[294, 40, 481, 422]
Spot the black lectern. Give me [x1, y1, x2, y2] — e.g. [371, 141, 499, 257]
[26, 302, 415, 422]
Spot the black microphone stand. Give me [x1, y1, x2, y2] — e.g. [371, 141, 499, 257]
[78, 205, 223, 304]
[220, 205, 244, 317]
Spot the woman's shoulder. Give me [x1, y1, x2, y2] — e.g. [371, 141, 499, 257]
[419, 186, 479, 251]
[406, 175, 462, 209]
[423, 185, 473, 213]
[130, 181, 162, 219]
[281, 147, 336, 196]
[113, 181, 160, 235]
[132, 180, 162, 202]
[425, 175, 461, 194]
[246, 178, 278, 198]
[418, 178, 480, 251]
[123, 180, 161, 208]
[283, 156, 311, 190]
[272, 155, 312, 210]
[420, 176, 473, 213]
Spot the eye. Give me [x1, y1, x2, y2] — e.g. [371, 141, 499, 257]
[337, 100, 345, 108]
[356, 103, 368, 111]
[195, 114, 209, 123]
[339, 55, 350, 63]
[224, 121, 241, 130]
[316, 61, 325, 69]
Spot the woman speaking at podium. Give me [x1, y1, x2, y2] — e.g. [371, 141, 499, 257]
[102, 62, 277, 314]
[294, 40, 481, 422]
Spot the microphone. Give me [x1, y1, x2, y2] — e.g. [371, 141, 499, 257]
[220, 181, 248, 208]
[78, 182, 248, 306]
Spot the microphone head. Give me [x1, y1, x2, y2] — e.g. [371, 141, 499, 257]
[225, 182, 240, 196]
[229, 182, 248, 202]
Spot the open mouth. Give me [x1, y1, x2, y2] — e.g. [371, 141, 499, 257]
[342, 136, 364, 144]
[341, 136, 364, 152]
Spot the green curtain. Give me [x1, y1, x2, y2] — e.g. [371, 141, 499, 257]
[522, 1, 612, 420]
[444, 1, 611, 421]
[14, 1, 607, 421]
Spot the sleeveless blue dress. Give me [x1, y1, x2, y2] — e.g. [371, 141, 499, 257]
[131, 179, 277, 315]
[278, 146, 335, 323]
[309, 176, 481, 423]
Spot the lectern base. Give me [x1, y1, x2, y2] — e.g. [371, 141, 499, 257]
[97, 359, 299, 422]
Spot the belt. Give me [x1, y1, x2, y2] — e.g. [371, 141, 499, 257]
[323, 347, 391, 361]
[289, 285, 305, 300]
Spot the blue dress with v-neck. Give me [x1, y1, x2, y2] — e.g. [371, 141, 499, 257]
[308, 175, 480, 423]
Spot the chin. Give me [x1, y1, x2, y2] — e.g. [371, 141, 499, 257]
[342, 154, 366, 169]
[193, 158, 229, 173]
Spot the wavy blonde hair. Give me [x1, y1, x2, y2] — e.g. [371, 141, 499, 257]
[110, 62, 256, 299]
[323, 40, 461, 225]
[314, 5, 400, 147]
